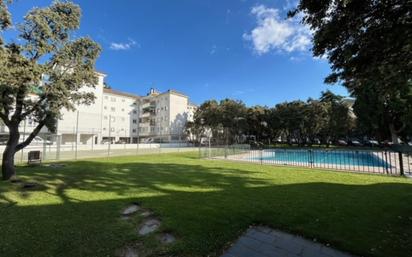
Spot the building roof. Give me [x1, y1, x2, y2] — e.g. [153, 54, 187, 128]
[103, 88, 140, 99]
[161, 89, 188, 98]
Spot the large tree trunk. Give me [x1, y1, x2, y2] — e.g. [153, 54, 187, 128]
[2, 127, 19, 180]
[389, 123, 399, 144]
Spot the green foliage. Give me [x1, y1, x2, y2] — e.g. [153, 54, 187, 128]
[291, 0, 412, 142]
[190, 91, 353, 145]
[192, 99, 248, 144]
[0, 1, 100, 153]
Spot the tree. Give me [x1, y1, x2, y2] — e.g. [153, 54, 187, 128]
[246, 106, 271, 143]
[0, 1, 101, 180]
[304, 99, 328, 144]
[219, 99, 248, 144]
[290, 0, 412, 143]
[319, 91, 354, 143]
[191, 99, 247, 145]
[273, 101, 307, 144]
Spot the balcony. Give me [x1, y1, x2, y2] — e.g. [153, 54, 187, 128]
[140, 111, 155, 118]
[141, 101, 156, 110]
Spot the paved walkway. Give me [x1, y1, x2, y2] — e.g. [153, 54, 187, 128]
[221, 226, 355, 257]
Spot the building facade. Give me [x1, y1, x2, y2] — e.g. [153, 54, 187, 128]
[0, 72, 197, 144]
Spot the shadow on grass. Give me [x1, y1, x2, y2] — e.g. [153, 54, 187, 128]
[1, 155, 412, 257]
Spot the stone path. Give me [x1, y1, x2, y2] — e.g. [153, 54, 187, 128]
[116, 203, 176, 257]
[221, 226, 355, 257]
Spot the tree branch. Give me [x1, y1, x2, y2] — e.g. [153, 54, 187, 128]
[15, 120, 45, 152]
[11, 87, 25, 122]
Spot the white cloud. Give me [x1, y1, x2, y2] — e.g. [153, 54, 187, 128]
[109, 39, 138, 51]
[243, 5, 312, 55]
[210, 45, 217, 55]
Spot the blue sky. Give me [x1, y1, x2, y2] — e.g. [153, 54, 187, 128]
[5, 0, 348, 106]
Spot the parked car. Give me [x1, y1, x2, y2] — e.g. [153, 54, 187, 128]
[349, 139, 363, 147]
[29, 136, 52, 145]
[313, 138, 321, 145]
[365, 139, 380, 147]
[337, 139, 348, 146]
[381, 140, 394, 147]
[101, 138, 111, 144]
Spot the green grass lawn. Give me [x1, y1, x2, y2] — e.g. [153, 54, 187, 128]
[1, 152, 412, 257]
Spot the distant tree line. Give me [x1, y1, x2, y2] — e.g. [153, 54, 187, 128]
[186, 91, 362, 146]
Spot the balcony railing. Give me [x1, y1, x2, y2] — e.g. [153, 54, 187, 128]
[141, 101, 156, 110]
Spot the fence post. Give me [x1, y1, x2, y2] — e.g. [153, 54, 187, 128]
[56, 135, 61, 160]
[260, 146, 263, 165]
[398, 152, 404, 176]
[308, 149, 312, 168]
[75, 111, 79, 160]
[42, 137, 47, 161]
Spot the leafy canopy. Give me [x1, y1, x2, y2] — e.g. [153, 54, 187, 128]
[0, 1, 101, 149]
[290, 0, 412, 141]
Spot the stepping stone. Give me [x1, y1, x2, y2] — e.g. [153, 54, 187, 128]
[158, 233, 176, 244]
[138, 218, 160, 235]
[122, 204, 140, 216]
[139, 210, 153, 217]
[115, 246, 139, 257]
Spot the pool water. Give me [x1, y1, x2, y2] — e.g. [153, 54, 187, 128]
[253, 149, 390, 168]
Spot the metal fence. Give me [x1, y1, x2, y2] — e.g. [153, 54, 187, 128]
[200, 145, 412, 176]
[0, 109, 194, 163]
[1, 134, 195, 164]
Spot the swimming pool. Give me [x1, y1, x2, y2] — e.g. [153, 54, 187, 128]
[250, 149, 390, 168]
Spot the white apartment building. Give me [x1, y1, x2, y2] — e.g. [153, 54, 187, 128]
[0, 72, 197, 145]
[138, 88, 197, 142]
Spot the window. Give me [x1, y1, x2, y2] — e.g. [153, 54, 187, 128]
[111, 97, 116, 102]
[122, 98, 125, 102]
[132, 129, 137, 133]
[121, 117, 125, 122]
[132, 119, 137, 124]
[104, 106, 107, 110]
[104, 116, 108, 120]
[111, 117, 116, 122]
[133, 110, 137, 114]
[110, 127, 115, 132]
[121, 108, 125, 112]
[111, 107, 115, 112]
[104, 96, 108, 99]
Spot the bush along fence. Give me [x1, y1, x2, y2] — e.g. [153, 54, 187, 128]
[199, 144, 412, 176]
